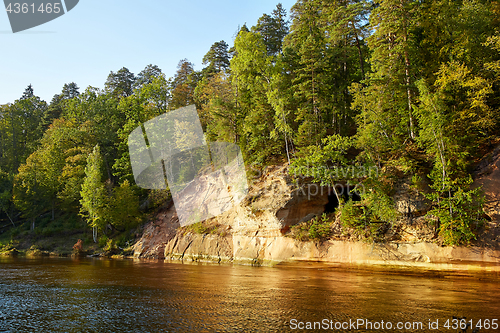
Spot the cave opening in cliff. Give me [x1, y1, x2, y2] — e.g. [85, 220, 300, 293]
[324, 185, 362, 213]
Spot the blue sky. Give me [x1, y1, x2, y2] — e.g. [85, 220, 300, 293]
[1, 0, 297, 104]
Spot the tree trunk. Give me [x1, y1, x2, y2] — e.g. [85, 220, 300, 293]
[401, 0, 415, 140]
[351, 21, 365, 81]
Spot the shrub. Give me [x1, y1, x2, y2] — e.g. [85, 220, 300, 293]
[185, 222, 210, 234]
[425, 177, 485, 246]
[98, 235, 109, 248]
[339, 198, 393, 242]
[290, 214, 332, 241]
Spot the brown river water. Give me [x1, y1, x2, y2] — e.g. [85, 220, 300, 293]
[0, 257, 499, 332]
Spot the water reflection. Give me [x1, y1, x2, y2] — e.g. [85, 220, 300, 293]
[0, 258, 499, 332]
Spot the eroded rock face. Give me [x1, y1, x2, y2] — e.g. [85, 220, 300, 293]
[474, 144, 500, 219]
[156, 232, 500, 266]
[133, 201, 180, 259]
[164, 233, 234, 263]
[134, 164, 332, 257]
[133, 160, 500, 267]
[206, 165, 331, 236]
[276, 188, 329, 227]
[393, 178, 430, 217]
[472, 144, 500, 246]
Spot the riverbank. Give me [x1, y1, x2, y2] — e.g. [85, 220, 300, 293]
[3, 158, 499, 271]
[133, 162, 500, 272]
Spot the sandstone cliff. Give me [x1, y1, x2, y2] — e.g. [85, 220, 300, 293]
[133, 156, 500, 268]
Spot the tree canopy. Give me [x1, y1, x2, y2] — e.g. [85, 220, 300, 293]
[1, 0, 499, 247]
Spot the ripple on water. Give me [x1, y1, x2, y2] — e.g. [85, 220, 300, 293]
[0, 258, 499, 332]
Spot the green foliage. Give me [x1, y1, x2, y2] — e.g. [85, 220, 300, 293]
[424, 176, 485, 246]
[105, 67, 136, 98]
[0, 169, 13, 222]
[1, 1, 499, 250]
[0, 87, 47, 174]
[339, 199, 365, 230]
[290, 134, 354, 184]
[147, 189, 171, 210]
[252, 3, 289, 56]
[170, 59, 199, 110]
[339, 200, 393, 242]
[339, 178, 397, 242]
[231, 29, 282, 164]
[106, 180, 142, 230]
[80, 145, 107, 239]
[184, 222, 210, 235]
[134, 64, 163, 91]
[194, 72, 242, 143]
[98, 234, 109, 249]
[485, 32, 500, 79]
[202, 40, 231, 76]
[103, 238, 119, 255]
[290, 213, 332, 241]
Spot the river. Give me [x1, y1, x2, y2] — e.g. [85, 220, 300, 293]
[0, 257, 499, 332]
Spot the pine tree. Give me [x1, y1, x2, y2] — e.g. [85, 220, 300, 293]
[367, 0, 418, 140]
[61, 82, 80, 99]
[195, 72, 243, 143]
[202, 41, 231, 77]
[21, 84, 34, 100]
[105, 67, 136, 98]
[107, 180, 141, 230]
[134, 64, 163, 90]
[285, 0, 331, 147]
[252, 3, 289, 56]
[170, 59, 199, 109]
[351, 0, 420, 168]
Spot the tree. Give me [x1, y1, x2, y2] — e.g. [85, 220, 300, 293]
[13, 150, 54, 230]
[134, 64, 163, 90]
[42, 82, 81, 129]
[252, 3, 289, 56]
[290, 134, 354, 205]
[44, 119, 96, 211]
[0, 168, 14, 226]
[1, 87, 47, 173]
[194, 72, 242, 143]
[350, 0, 420, 169]
[170, 59, 199, 109]
[416, 0, 498, 82]
[21, 84, 34, 100]
[202, 41, 231, 77]
[105, 67, 136, 98]
[80, 145, 107, 242]
[285, 0, 332, 147]
[231, 30, 281, 163]
[61, 82, 80, 99]
[64, 87, 124, 182]
[113, 76, 170, 183]
[107, 180, 141, 230]
[367, 0, 418, 140]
